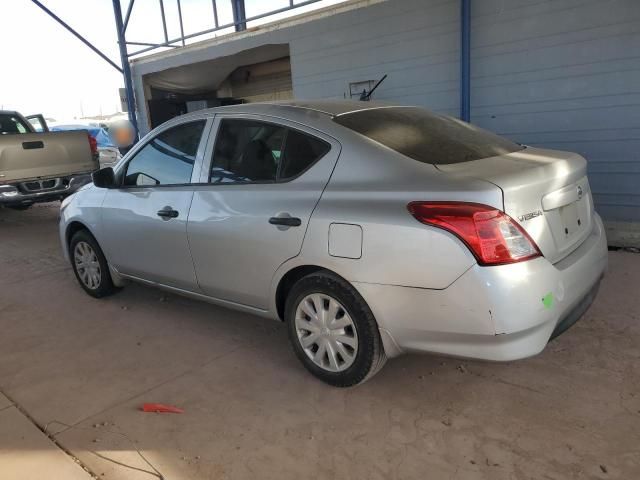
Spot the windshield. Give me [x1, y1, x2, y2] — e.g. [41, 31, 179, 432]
[334, 107, 523, 164]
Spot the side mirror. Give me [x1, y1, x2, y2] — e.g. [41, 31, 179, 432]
[92, 167, 117, 189]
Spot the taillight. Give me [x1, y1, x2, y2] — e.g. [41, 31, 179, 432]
[407, 202, 541, 266]
[87, 134, 98, 155]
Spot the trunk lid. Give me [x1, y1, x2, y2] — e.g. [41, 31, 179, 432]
[436, 147, 594, 264]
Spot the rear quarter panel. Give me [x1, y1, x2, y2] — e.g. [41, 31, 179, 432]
[273, 134, 504, 292]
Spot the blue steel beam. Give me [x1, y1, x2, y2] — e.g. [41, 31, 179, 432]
[212, 0, 219, 28]
[30, 0, 123, 73]
[123, 0, 136, 34]
[113, 0, 139, 140]
[159, 0, 169, 43]
[232, 0, 247, 32]
[177, 0, 186, 46]
[126, 0, 323, 57]
[460, 0, 471, 122]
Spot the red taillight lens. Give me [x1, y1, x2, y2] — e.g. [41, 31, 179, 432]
[87, 134, 98, 155]
[407, 202, 541, 266]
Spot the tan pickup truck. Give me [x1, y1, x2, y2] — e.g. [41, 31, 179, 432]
[0, 110, 99, 209]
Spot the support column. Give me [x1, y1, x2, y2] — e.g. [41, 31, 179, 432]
[232, 0, 247, 31]
[112, 0, 139, 140]
[460, 0, 471, 122]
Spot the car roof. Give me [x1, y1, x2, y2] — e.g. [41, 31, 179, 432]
[182, 100, 404, 120]
[248, 100, 400, 117]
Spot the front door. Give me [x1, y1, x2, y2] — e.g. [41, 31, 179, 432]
[100, 119, 209, 291]
[187, 115, 340, 309]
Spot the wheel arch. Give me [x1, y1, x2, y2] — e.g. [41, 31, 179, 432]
[274, 264, 327, 321]
[273, 263, 403, 359]
[66, 220, 93, 248]
[64, 220, 127, 288]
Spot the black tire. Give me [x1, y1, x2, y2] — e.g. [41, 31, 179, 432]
[285, 271, 387, 387]
[69, 229, 117, 298]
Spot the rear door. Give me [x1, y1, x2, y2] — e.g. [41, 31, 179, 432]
[187, 114, 339, 309]
[100, 118, 210, 291]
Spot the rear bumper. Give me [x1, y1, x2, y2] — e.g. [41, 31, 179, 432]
[354, 213, 608, 360]
[0, 174, 92, 206]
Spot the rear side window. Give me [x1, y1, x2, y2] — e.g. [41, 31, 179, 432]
[209, 119, 330, 183]
[0, 114, 30, 134]
[124, 120, 205, 186]
[334, 107, 523, 164]
[280, 130, 330, 180]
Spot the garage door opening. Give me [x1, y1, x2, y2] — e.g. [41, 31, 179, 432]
[142, 44, 293, 128]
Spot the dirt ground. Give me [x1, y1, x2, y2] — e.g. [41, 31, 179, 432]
[0, 203, 639, 480]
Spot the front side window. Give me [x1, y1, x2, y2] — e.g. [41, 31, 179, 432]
[124, 120, 205, 186]
[210, 119, 330, 183]
[334, 107, 523, 165]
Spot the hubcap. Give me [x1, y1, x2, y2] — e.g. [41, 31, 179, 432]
[295, 293, 358, 372]
[74, 241, 101, 290]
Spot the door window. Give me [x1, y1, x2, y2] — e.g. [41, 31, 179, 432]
[279, 129, 330, 180]
[123, 120, 206, 186]
[209, 119, 329, 183]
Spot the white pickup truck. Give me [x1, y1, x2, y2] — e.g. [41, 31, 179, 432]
[0, 110, 99, 209]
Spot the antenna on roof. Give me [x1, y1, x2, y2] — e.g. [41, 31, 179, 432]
[360, 74, 388, 101]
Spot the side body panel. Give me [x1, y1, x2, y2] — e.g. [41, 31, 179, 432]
[187, 114, 341, 309]
[96, 116, 213, 291]
[271, 131, 502, 306]
[100, 187, 199, 290]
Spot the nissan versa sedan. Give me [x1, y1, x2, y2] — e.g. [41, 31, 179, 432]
[59, 101, 608, 387]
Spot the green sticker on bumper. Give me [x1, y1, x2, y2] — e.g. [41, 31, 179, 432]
[542, 292, 554, 309]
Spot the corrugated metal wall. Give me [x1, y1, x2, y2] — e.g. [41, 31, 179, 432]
[470, 0, 640, 225]
[291, 0, 460, 114]
[133, 0, 639, 234]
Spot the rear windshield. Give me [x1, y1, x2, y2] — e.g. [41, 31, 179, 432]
[0, 114, 31, 135]
[333, 107, 523, 164]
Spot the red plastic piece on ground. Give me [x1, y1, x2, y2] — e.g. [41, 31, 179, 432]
[141, 403, 184, 414]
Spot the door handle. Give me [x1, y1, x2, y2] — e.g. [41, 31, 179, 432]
[269, 216, 302, 227]
[157, 207, 179, 220]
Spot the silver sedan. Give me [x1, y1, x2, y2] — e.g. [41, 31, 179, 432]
[59, 101, 608, 386]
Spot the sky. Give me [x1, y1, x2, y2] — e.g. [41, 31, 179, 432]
[0, 0, 345, 122]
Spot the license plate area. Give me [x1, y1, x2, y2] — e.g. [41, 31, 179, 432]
[555, 194, 591, 248]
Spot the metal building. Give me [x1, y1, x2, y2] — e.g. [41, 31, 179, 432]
[127, 0, 640, 246]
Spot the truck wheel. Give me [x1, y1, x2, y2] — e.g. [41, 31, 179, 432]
[69, 229, 117, 298]
[285, 271, 387, 387]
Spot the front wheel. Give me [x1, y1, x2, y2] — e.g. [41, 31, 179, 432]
[285, 272, 387, 387]
[69, 229, 117, 298]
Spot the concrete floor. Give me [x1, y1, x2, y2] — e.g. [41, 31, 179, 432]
[0, 203, 639, 480]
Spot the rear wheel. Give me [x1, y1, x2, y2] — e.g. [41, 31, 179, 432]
[285, 272, 386, 387]
[69, 230, 116, 298]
